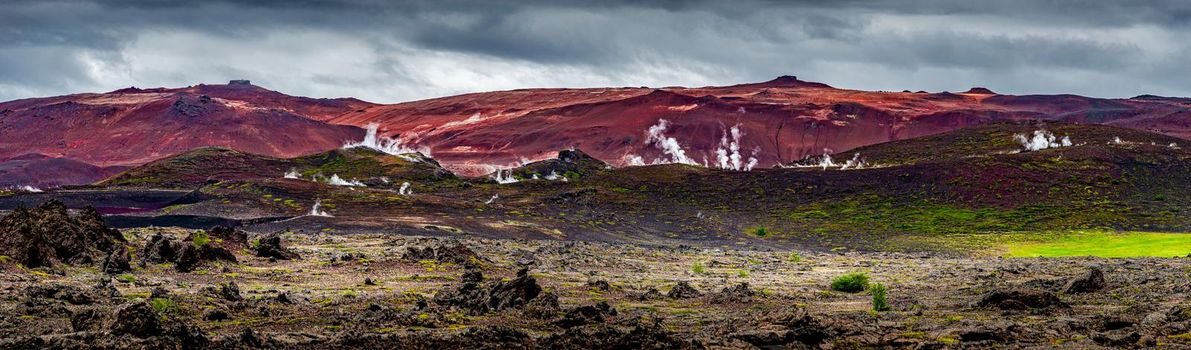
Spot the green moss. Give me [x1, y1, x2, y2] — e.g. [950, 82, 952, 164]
[149, 297, 179, 315]
[191, 230, 211, 248]
[691, 261, 706, 274]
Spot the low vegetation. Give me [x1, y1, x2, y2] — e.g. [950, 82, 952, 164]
[830, 272, 869, 293]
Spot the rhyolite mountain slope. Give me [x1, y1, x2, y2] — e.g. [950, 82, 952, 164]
[4, 76, 1191, 186]
[327, 76, 1191, 175]
[0, 82, 370, 187]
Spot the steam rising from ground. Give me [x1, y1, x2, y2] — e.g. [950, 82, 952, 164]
[327, 174, 365, 186]
[1014, 130, 1072, 151]
[398, 182, 411, 195]
[625, 119, 760, 170]
[634, 119, 698, 166]
[14, 185, 44, 193]
[492, 169, 518, 184]
[283, 169, 300, 179]
[343, 123, 431, 160]
[715, 124, 759, 171]
[485, 194, 499, 204]
[309, 200, 332, 217]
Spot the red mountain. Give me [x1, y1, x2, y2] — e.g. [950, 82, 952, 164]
[0, 81, 370, 187]
[327, 75, 1191, 175]
[4, 76, 1191, 185]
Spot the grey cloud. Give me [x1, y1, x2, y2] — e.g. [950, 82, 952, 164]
[2, 0, 1191, 102]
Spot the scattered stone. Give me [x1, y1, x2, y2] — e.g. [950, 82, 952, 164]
[364, 277, 376, 286]
[26, 284, 96, 305]
[204, 309, 230, 321]
[1063, 267, 1107, 293]
[523, 291, 561, 319]
[976, 288, 1068, 310]
[556, 301, 617, 328]
[667, 281, 701, 299]
[637, 288, 664, 301]
[100, 247, 131, 274]
[403, 241, 483, 265]
[71, 308, 105, 332]
[585, 279, 611, 291]
[141, 233, 178, 265]
[109, 302, 162, 338]
[434, 268, 542, 315]
[254, 232, 300, 260]
[710, 282, 756, 304]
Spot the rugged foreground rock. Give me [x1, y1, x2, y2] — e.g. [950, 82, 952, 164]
[2, 229, 1191, 348]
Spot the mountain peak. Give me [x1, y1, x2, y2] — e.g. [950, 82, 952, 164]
[963, 87, 997, 95]
[756, 75, 833, 89]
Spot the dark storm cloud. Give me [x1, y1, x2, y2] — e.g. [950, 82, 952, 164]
[2, 0, 1191, 102]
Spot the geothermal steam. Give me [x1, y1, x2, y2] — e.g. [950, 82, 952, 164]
[625, 119, 760, 171]
[398, 182, 411, 195]
[309, 200, 332, 217]
[327, 174, 365, 187]
[492, 169, 519, 184]
[637, 119, 697, 166]
[715, 124, 760, 171]
[283, 169, 300, 179]
[1014, 130, 1072, 151]
[343, 123, 430, 160]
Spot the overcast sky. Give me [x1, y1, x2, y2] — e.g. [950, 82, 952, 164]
[3, 0, 1191, 103]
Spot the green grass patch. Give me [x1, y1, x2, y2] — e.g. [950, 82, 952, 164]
[1006, 231, 1191, 258]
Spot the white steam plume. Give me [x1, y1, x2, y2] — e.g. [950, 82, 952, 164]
[839, 153, 867, 170]
[1112, 136, 1124, 144]
[343, 123, 431, 160]
[630, 119, 697, 166]
[484, 194, 499, 204]
[398, 182, 411, 195]
[714, 124, 759, 171]
[1013, 130, 1073, 151]
[18, 185, 44, 193]
[309, 200, 332, 217]
[818, 152, 836, 170]
[327, 174, 365, 187]
[492, 169, 519, 184]
[283, 169, 300, 179]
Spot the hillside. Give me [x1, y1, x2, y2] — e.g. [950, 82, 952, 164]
[0, 81, 369, 187]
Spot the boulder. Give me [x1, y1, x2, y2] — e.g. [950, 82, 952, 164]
[1063, 267, 1107, 293]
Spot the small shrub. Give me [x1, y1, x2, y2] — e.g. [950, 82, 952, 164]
[692, 261, 706, 274]
[871, 283, 891, 312]
[788, 252, 802, 263]
[750, 226, 768, 237]
[830, 272, 869, 293]
[737, 269, 749, 278]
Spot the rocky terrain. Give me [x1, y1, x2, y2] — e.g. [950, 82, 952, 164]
[3, 214, 1191, 349]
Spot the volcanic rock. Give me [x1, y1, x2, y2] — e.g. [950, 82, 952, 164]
[109, 302, 162, 337]
[0, 200, 125, 268]
[1063, 267, 1107, 293]
[556, 301, 618, 328]
[253, 232, 300, 260]
[667, 281, 702, 299]
[403, 241, 483, 265]
[976, 288, 1068, 310]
